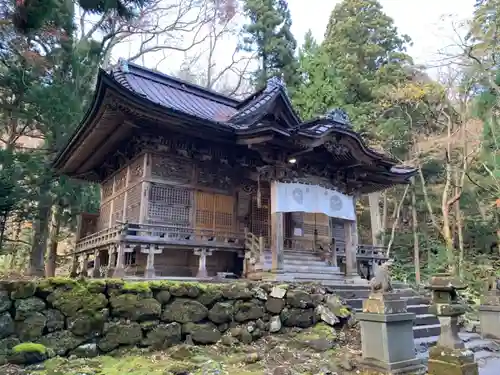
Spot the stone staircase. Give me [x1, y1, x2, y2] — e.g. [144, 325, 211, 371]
[261, 249, 344, 282]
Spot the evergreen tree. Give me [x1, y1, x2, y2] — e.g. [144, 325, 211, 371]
[242, 0, 299, 89]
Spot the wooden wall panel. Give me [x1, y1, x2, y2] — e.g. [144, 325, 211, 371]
[195, 191, 215, 230]
[194, 191, 235, 231]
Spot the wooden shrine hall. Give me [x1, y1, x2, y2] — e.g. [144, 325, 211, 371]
[53, 59, 417, 282]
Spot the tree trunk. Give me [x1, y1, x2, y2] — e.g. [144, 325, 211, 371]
[386, 185, 410, 258]
[29, 182, 52, 276]
[368, 192, 382, 246]
[45, 204, 62, 277]
[411, 182, 420, 284]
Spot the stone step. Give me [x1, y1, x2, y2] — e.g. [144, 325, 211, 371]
[344, 295, 428, 308]
[413, 323, 441, 339]
[413, 314, 439, 327]
[284, 272, 345, 281]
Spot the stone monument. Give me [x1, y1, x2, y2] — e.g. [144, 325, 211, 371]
[426, 273, 479, 375]
[479, 274, 500, 342]
[357, 260, 424, 374]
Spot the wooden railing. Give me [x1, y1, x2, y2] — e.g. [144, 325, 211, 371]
[244, 229, 264, 268]
[75, 225, 122, 253]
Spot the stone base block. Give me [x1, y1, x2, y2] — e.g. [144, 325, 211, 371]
[363, 294, 408, 314]
[479, 304, 500, 341]
[112, 267, 124, 278]
[144, 268, 156, 279]
[428, 346, 478, 375]
[360, 357, 425, 374]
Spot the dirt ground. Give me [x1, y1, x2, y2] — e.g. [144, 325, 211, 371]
[0, 324, 377, 375]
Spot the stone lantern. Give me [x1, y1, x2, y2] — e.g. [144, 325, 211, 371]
[426, 273, 478, 375]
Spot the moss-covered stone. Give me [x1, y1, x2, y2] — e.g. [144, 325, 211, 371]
[197, 289, 223, 306]
[182, 322, 221, 344]
[141, 322, 182, 348]
[208, 301, 234, 324]
[265, 297, 285, 314]
[169, 283, 201, 298]
[286, 290, 312, 308]
[98, 322, 143, 352]
[154, 290, 171, 304]
[234, 300, 265, 322]
[280, 307, 316, 328]
[121, 282, 153, 297]
[14, 296, 46, 320]
[8, 342, 48, 365]
[10, 281, 36, 300]
[43, 309, 65, 333]
[86, 279, 106, 293]
[222, 283, 253, 300]
[16, 312, 47, 341]
[67, 309, 108, 336]
[161, 298, 208, 323]
[0, 290, 12, 314]
[70, 343, 99, 358]
[0, 312, 14, 339]
[0, 336, 20, 365]
[110, 294, 161, 321]
[47, 285, 107, 317]
[38, 330, 85, 356]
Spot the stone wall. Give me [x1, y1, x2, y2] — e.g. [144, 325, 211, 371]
[0, 278, 351, 364]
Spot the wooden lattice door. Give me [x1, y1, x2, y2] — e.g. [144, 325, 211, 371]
[303, 213, 330, 240]
[195, 191, 234, 232]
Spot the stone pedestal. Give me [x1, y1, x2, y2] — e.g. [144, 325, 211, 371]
[426, 273, 479, 375]
[358, 293, 424, 374]
[112, 244, 125, 278]
[92, 250, 101, 278]
[479, 290, 500, 341]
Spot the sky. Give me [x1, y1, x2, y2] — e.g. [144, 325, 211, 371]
[112, 0, 477, 83]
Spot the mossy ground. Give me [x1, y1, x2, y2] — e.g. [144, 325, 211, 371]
[0, 325, 374, 375]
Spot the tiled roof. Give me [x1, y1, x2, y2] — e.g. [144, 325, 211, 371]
[109, 60, 239, 124]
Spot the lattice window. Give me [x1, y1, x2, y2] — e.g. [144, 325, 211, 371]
[128, 157, 144, 184]
[151, 154, 192, 183]
[102, 179, 113, 200]
[115, 168, 127, 192]
[111, 193, 125, 225]
[148, 184, 191, 226]
[330, 218, 345, 242]
[98, 202, 111, 230]
[250, 195, 270, 238]
[125, 184, 142, 223]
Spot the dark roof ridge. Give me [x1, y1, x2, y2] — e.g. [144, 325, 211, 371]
[117, 59, 242, 108]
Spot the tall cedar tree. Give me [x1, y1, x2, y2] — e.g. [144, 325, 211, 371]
[320, 0, 412, 139]
[242, 0, 299, 90]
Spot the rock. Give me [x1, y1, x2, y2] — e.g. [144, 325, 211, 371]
[316, 305, 340, 326]
[197, 289, 223, 306]
[142, 322, 182, 348]
[273, 366, 292, 375]
[310, 294, 325, 307]
[182, 322, 221, 344]
[239, 328, 253, 344]
[244, 352, 261, 364]
[43, 309, 65, 333]
[286, 290, 312, 308]
[38, 330, 84, 356]
[218, 323, 229, 332]
[0, 313, 14, 339]
[110, 294, 161, 321]
[16, 312, 47, 341]
[324, 295, 350, 318]
[67, 309, 108, 336]
[71, 343, 99, 358]
[221, 335, 238, 346]
[169, 284, 200, 298]
[47, 286, 107, 317]
[208, 302, 234, 324]
[222, 284, 253, 300]
[0, 291, 12, 314]
[270, 286, 287, 299]
[140, 320, 159, 332]
[280, 308, 315, 328]
[234, 300, 264, 322]
[14, 297, 46, 320]
[8, 343, 47, 365]
[265, 297, 285, 314]
[305, 338, 334, 352]
[252, 287, 268, 300]
[269, 316, 282, 333]
[339, 356, 354, 371]
[155, 290, 171, 304]
[0, 337, 20, 365]
[162, 299, 208, 323]
[98, 322, 143, 352]
[9, 281, 36, 300]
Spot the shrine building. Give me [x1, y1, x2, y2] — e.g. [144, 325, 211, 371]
[53, 59, 417, 282]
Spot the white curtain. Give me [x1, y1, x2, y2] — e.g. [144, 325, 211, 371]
[271, 182, 355, 221]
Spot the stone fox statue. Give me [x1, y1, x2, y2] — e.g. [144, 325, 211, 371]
[369, 259, 394, 294]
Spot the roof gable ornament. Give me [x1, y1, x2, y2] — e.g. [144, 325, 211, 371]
[324, 108, 351, 127]
[118, 58, 129, 73]
[265, 75, 287, 94]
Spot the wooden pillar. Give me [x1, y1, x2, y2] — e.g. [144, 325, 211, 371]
[81, 253, 89, 277]
[143, 244, 160, 279]
[344, 198, 362, 281]
[112, 243, 125, 278]
[271, 212, 284, 272]
[194, 248, 212, 278]
[330, 237, 338, 267]
[92, 250, 101, 278]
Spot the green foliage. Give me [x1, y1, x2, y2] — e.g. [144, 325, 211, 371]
[242, 0, 299, 89]
[12, 342, 47, 354]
